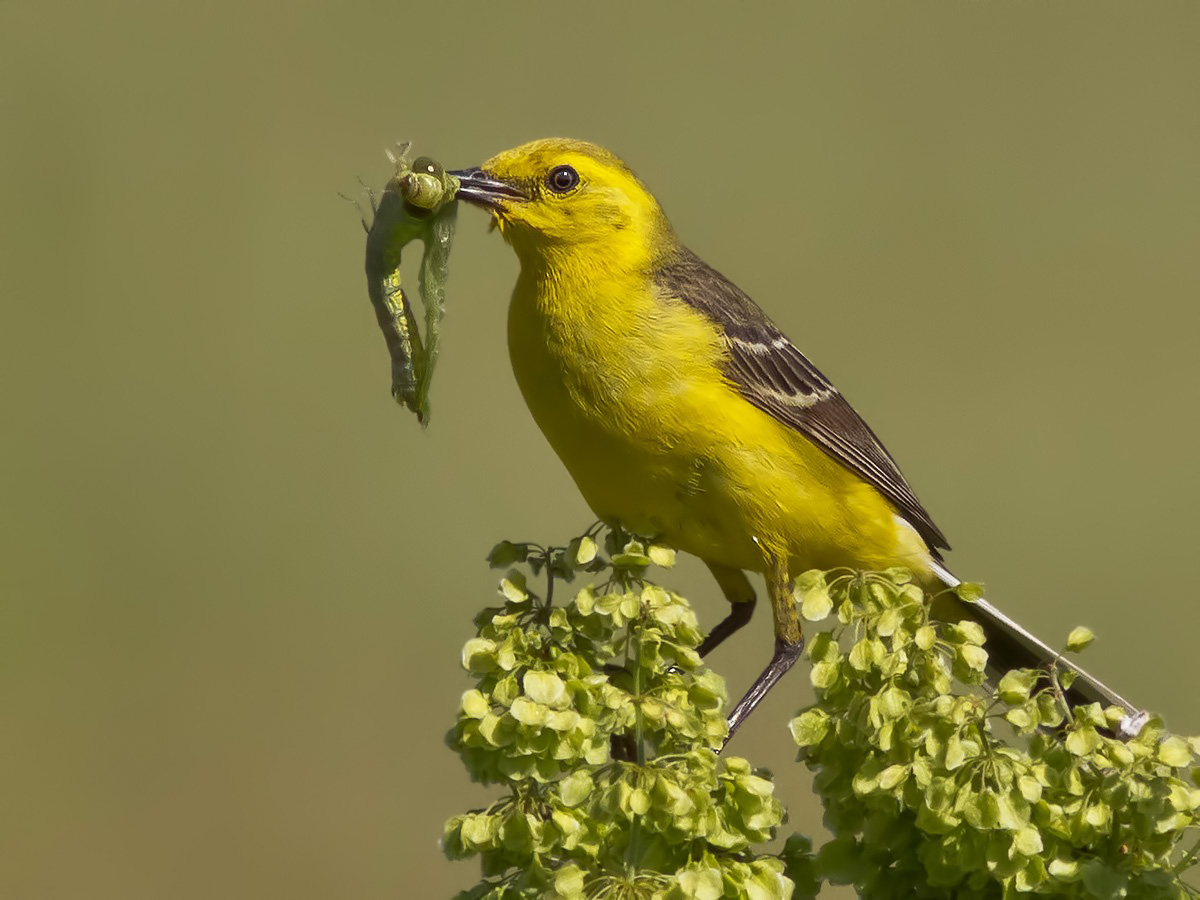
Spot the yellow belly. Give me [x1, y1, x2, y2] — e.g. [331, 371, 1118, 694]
[506, 275, 933, 579]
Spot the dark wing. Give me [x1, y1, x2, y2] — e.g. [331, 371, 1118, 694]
[656, 247, 949, 554]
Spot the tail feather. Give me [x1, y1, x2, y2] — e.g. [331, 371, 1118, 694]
[928, 561, 1146, 737]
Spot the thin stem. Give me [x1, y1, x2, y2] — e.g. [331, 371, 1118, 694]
[625, 610, 646, 874]
[1175, 833, 1200, 875]
[1047, 661, 1073, 724]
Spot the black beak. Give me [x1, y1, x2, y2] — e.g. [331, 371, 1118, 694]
[449, 168, 527, 209]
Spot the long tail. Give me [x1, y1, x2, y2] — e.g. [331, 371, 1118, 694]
[928, 561, 1146, 737]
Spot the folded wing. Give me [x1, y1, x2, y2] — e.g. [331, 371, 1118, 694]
[656, 247, 949, 555]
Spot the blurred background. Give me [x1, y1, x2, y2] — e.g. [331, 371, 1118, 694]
[2, 2, 1197, 897]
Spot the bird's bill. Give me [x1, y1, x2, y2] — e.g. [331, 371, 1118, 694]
[449, 168, 527, 209]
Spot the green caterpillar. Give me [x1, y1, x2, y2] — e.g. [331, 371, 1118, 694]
[361, 144, 460, 425]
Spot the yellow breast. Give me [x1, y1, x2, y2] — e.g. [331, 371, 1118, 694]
[506, 264, 930, 579]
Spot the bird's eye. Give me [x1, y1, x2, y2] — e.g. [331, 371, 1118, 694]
[547, 165, 579, 193]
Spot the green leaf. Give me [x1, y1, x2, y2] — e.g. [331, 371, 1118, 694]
[1065, 626, 1094, 653]
[575, 535, 597, 565]
[810, 660, 841, 690]
[1016, 775, 1042, 803]
[648, 543, 676, 567]
[1012, 825, 1043, 856]
[807, 631, 839, 663]
[629, 787, 650, 815]
[997, 669, 1038, 705]
[676, 866, 724, 900]
[1066, 726, 1100, 757]
[955, 582, 985, 603]
[959, 644, 988, 673]
[1080, 861, 1127, 898]
[963, 790, 998, 830]
[510, 696, 547, 726]
[848, 638, 873, 671]
[876, 607, 903, 637]
[996, 789, 1029, 830]
[499, 571, 529, 604]
[1158, 735, 1194, 767]
[458, 812, 498, 848]
[553, 864, 585, 898]
[789, 708, 830, 747]
[1005, 706, 1035, 731]
[461, 689, 489, 719]
[797, 572, 833, 621]
[915, 625, 936, 650]
[1047, 857, 1080, 881]
[1074, 702, 1106, 729]
[744, 861, 791, 900]
[523, 671, 568, 708]
[1084, 801, 1111, 828]
[611, 540, 652, 567]
[462, 638, 497, 674]
[877, 685, 910, 720]
[1035, 691, 1065, 728]
[878, 764, 909, 790]
[486, 541, 524, 568]
[951, 620, 986, 645]
[945, 734, 966, 770]
[573, 585, 595, 615]
[815, 836, 863, 886]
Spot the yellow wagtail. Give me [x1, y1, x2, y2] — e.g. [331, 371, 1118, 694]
[450, 139, 1138, 742]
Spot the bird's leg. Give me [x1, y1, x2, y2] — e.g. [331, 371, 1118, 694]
[722, 553, 804, 748]
[697, 562, 756, 658]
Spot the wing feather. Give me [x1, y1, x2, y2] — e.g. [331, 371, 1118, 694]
[656, 247, 949, 554]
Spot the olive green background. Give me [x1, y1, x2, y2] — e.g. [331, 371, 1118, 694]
[2, 2, 1197, 897]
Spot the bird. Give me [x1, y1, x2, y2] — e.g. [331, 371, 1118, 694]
[449, 138, 1139, 744]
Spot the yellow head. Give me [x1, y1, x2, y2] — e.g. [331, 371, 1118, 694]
[452, 138, 674, 268]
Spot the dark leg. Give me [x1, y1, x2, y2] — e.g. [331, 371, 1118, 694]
[722, 553, 804, 749]
[697, 562, 757, 658]
[724, 637, 805, 742]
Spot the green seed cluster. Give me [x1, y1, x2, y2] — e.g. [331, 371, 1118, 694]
[443, 529, 797, 899]
[445, 530, 1199, 898]
[789, 568, 1200, 899]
